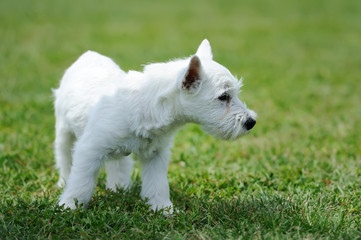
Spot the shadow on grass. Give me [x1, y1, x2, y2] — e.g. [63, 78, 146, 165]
[1, 183, 357, 239]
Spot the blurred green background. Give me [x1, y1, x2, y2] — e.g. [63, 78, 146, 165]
[1, 0, 360, 239]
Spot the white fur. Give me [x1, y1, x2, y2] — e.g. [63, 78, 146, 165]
[54, 39, 256, 213]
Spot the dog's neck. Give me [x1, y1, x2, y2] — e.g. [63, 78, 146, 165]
[128, 59, 190, 138]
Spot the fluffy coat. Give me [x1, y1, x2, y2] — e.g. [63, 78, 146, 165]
[54, 39, 256, 213]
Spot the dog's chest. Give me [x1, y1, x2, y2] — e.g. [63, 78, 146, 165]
[117, 131, 172, 158]
[117, 134, 154, 155]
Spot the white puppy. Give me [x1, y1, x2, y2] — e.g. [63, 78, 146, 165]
[54, 39, 256, 213]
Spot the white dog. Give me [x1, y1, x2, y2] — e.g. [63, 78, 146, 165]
[54, 39, 256, 213]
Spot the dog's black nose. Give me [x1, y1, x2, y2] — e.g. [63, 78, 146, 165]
[244, 118, 256, 130]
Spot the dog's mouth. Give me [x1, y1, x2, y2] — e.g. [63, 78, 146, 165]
[201, 122, 253, 141]
[222, 129, 250, 141]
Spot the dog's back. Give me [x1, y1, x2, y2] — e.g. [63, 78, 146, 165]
[54, 51, 126, 136]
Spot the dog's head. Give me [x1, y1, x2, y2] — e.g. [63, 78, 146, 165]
[177, 39, 257, 140]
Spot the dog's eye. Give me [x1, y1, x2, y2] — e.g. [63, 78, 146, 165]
[218, 93, 231, 102]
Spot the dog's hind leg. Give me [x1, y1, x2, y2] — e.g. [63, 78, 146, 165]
[105, 155, 134, 191]
[58, 134, 105, 209]
[54, 119, 75, 188]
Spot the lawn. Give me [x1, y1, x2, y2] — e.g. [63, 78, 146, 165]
[1, 0, 361, 239]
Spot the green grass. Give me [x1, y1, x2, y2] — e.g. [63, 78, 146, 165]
[1, 0, 361, 239]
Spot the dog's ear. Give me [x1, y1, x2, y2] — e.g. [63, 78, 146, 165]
[182, 55, 202, 91]
[196, 39, 213, 60]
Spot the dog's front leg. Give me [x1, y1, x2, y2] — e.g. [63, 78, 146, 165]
[139, 148, 173, 214]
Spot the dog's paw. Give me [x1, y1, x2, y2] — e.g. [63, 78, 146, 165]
[57, 178, 66, 188]
[58, 199, 77, 210]
[148, 200, 174, 215]
[105, 180, 132, 192]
